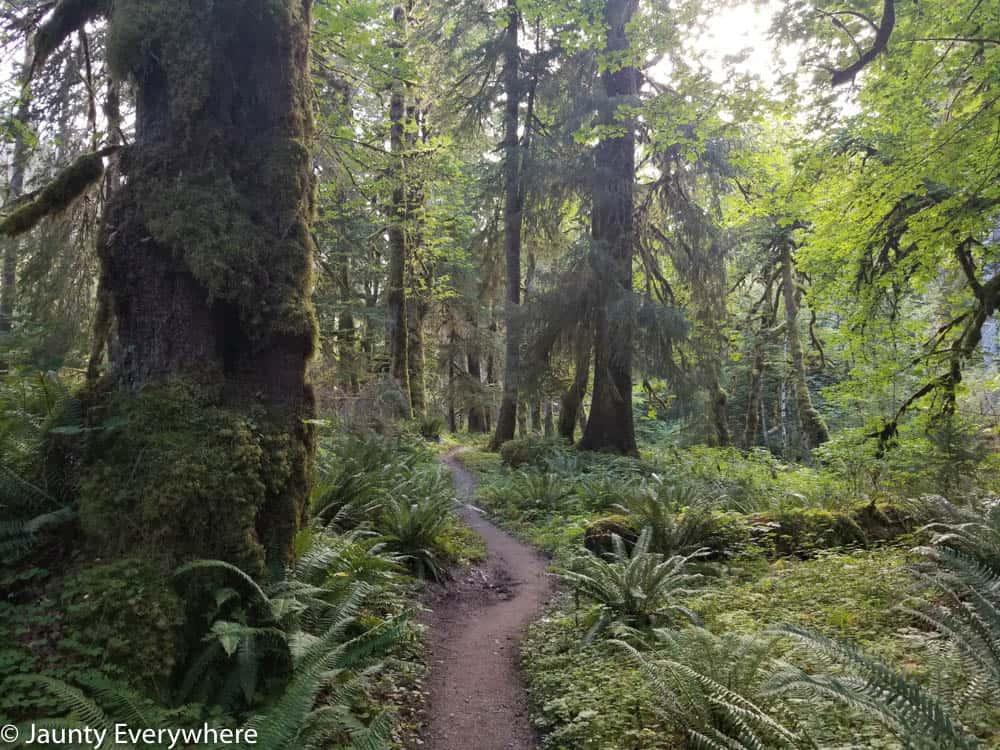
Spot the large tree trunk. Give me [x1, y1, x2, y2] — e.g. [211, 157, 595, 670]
[580, 0, 639, 455]
[387, 5, 411, 415]
[73, 0, 318, 574]
[781, 241, 829, 457]
[559, 336, 590, 442]
[491, 0, 522, 450]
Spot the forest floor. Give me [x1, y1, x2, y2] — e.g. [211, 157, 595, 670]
[417, 449, 553, 750]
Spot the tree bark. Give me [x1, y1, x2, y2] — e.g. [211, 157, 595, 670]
[559, 337, 591, 442]
[467, 347, 487, 433]
[743, 283, 773, 450]
[580, 0, 639, 455]
[781, 241, 829, 457]
[490, 0, 523, 449]
[387, 5, 411, 415]
[73, 0, 318, 573]
[0, 51, 32, 373]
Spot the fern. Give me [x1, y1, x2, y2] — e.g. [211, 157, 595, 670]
[558, 527, 706, 640]
[615, 627, 811, 750]
[767, 624, 979, 750]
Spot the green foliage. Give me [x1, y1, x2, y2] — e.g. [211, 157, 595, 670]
[769, 625, 979, 750]
[617, 627, 809, 750]
[909, 499, 1000, 697]
[558, 528, 705, 640]
[376, 490, 455, 582]
[416, 414, 445, 441]
[59, 559, 185, 689]
[616, 479, 749, 559]
[499, 436, 569, 468]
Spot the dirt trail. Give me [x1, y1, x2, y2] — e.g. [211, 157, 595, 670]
[418, 449, 553, 750]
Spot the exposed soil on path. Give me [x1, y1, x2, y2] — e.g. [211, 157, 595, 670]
[417, 449, 553, 750]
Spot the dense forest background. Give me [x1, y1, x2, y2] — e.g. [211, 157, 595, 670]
[1, 0, 999, 748]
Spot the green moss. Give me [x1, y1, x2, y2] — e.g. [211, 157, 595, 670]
[755, 507, 867, 556]
[76, 379, 307, 574]
[0, 153, 105, 238]
[583, 514, 638, 555]
[59, 558, 184, 687]
[32, 0, 110, 72]
[105, 0, 318, 353]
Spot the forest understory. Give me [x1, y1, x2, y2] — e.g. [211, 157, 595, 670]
[2, 0, 1000, 748]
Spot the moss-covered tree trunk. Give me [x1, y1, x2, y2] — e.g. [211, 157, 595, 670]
[491, 0, 523, 450]
[579, 0, 639, 456]
[559, 336, 590, 442]
[743, 279, 775, 449]
[64, 0, 319, 574]
[780, 241, 829, 457]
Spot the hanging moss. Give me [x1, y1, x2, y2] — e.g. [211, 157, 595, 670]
[32, 0, 110, 73]
[75, 379, 308, 574]
[0, 152, 105, 237]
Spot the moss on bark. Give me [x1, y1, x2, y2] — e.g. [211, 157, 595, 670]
[76, 379, 309, 574]
[69, 0, 319, 574]
[0, 152, 105, 237]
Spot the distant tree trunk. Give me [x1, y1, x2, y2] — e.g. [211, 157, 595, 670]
[64, 1, 318, 572]
[559, 337, 590, 442]
[406, 299, 426, 416]
[447, 330, 457, 432]
[580, 0, 639, 456]
[404, 100, 428, 417]
[781, 241, 829, 456]
[0, 51, 31, 373]
[491, 0, 523, 449]
[486, 321, 498, 431]
[517, 401, 528, 436]
[467, 347, 487, 433]
[530, 401, 541, 433]
[543, 402, 554, 436]
[743, 278, 776, 450]
[387, 5, 411, 415]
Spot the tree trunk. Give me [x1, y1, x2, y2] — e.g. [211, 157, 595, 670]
[467, 347, 487, 433]
[743, 280, 775, 450]
[387, 5, 411, 415]
[530, 401, 541, 433]
[559, 337, 591, 442]
[580, 0, 639, 455]
[781, 241, 829, 457]
[491, 0, 522, 450]
[74, 0, 318, 573]
[0, 51, 32, 373]
[543, 402, 554, 436]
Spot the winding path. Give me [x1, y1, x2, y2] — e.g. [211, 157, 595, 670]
[419, 450, 553, 750]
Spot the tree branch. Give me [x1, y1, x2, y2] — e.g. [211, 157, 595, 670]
[829, 0, 895, 86]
